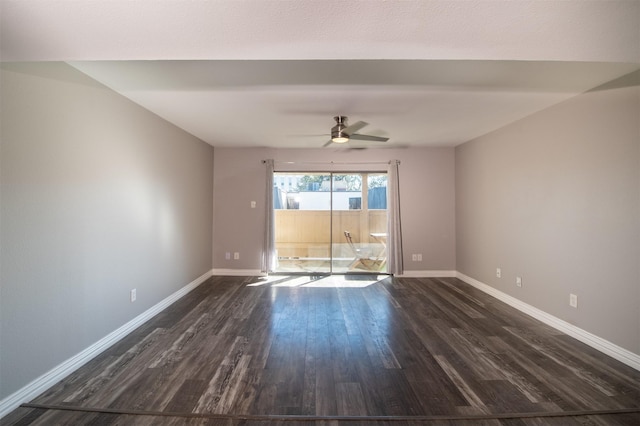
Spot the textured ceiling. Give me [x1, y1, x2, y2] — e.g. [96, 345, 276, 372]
[2, 0, 639, 148]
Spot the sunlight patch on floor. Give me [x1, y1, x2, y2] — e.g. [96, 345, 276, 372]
[247, 275, 386, 288]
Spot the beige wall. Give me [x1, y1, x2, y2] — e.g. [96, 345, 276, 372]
[0, 63, 214, 399]
[456, 71, 640, 354]
[212, 147, 456, 272]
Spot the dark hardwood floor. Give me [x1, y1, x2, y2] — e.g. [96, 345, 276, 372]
[3, 275, 639, 425]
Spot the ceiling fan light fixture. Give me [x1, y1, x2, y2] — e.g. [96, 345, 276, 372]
[331, 135, 349, 144]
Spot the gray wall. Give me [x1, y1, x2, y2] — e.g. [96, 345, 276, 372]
[0, 63, 214, 399]
[212, 147, 456, 272]
[456, 71, 640, 354]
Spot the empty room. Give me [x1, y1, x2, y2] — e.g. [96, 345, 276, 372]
[1, 1, 639, 425]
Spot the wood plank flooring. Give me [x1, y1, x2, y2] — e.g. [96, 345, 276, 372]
[3, 275, 640, 425]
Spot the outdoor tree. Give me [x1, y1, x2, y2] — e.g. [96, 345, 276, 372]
[294, 173, 385, 191]
[368, 174, 387, 188]
[296, 175, 330, 191]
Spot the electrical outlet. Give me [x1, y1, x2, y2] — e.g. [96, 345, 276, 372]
[516, 276, 522, 287]
[225, 252, 231, 260]
[130, 289, 136, 302]
[496, 268, 501, 278]
[412, 254, 417, 261]
[234, 252, 240, 260]
[569, 294, 578, 308]
[251, 201, 256, 208]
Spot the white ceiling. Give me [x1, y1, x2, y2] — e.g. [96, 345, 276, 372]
[2, 1, 639, 148]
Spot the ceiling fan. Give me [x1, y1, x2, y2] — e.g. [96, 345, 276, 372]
[323, 116, 389, 147]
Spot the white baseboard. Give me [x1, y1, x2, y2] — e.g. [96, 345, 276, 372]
[398, 270, 457, 278]
[211, 268, 265, 276]
[456, 272, 640, 371]
[0, 269, 213, 420]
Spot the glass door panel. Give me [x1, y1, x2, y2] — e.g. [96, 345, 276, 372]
[273, 173, 332, 274]
[331, 173, 387, 274]
[367, 174, 388, 273]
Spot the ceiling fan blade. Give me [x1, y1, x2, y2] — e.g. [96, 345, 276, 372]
[349, 133, 389, 142]
[344, 121, 368, 135]
[322, 140, 333, 147]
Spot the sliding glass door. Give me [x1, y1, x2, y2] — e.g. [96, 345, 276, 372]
[273, 172, 387, 274]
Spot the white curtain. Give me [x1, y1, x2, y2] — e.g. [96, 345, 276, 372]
[261, 159, 275, 273]
[387, 160, 403, 275]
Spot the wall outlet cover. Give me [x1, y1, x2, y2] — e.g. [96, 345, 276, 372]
[570, 294, 578, 308]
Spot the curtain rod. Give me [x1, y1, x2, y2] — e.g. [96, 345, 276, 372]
[263, 160, 398, 165]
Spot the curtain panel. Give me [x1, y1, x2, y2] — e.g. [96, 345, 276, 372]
[387, 160, 403, 275]
[261, 159, 275, 273]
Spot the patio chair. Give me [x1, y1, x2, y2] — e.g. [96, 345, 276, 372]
[344, 231, 377, 270]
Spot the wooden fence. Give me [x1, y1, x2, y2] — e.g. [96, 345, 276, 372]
[275, 210, 386, 259]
